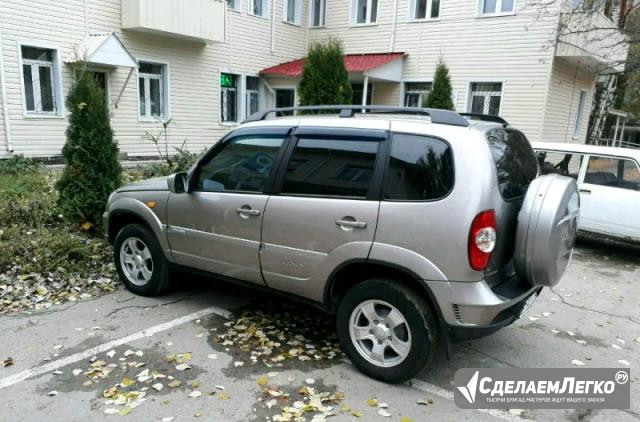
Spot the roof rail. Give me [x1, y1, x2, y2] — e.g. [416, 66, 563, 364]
[460, 113, 509, 126]
[243, 105, 470, 127]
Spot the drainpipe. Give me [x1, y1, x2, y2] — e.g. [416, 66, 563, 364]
[0, 32, 13, 153]
[271, 0, 276, 53]
[84, 0, 89, 36]
[389, 0, 398, 52]
[361, 75, 369, 112]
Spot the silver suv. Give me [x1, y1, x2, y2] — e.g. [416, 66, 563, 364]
[104, 106, 579, 383]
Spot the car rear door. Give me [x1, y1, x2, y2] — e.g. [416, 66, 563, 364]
[259, 127, 386, 302]
[579, 154, 640, 240]
[166, 127, 291, 285]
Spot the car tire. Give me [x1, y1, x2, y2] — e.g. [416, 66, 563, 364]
[114, 223, 170, 296]
[336, 279, 438, 384]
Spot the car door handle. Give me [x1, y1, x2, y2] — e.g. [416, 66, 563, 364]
[335, 219, 367, 229]
[579, 189, 591, 194]
[236, 207, 261, 216]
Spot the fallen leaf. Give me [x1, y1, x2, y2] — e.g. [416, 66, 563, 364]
[265, 399, 277, 409]
[168, 380, 182, 388]
[152, 383, 163, 391]
[52, 370, 63, 375]
[218, 391, 230, 400]
[119, 407, 131, 416]
[571, 359, 586, 366]
[161, 418, 174, 422]
[234, 361, 244, 367]
[401, 417, 414, 422]
[257, 376, 269, 386]
[121, 377, 136, 387]
[366, 398, 378, 406]
[378, 403, 388, 408]
[612, 344, 621, 350]
[191, 381, 201, 389]
[104, 408, 118, 415]
[46, 391, 58, 397]
[576, 340, 587, 345]
[618, 360, 630, 366]
[417, 398, 433, 405]
[175, 364, 191, 371]
[188, 391, 202, 398]
[207, 354, 217, 360]
[106, 350, 116, 359]
[617, 338, 625, 344]
[352, 410, 363, 417]
[3, 357, 14, 367]
[305, 378, 315, 385]
[635, 337, 640, 344]
[377, 409, 391, 417]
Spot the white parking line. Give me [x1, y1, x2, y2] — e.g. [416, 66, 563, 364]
[0, 305, 230, 390]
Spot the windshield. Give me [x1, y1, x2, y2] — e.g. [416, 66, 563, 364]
[486, 128, 539, 200]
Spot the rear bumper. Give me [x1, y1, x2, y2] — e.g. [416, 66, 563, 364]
[425, 274, 541, 341]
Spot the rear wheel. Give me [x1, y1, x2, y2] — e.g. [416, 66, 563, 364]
[114, 224, 170, 296]
[336, 279, 438, 383]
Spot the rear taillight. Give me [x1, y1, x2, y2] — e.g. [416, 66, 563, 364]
[468, 210, 497, 271]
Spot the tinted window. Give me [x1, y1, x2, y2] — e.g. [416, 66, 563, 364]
[535, 150, 584, 180]
[282, 138, 379, 197]
[585, 156, 640, 190]
[196, 134, 285, 193]
[384, 134, 453, 200]
[486, 128, 538, 200]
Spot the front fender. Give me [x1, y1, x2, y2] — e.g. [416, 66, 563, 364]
[106, 196, 172, 261]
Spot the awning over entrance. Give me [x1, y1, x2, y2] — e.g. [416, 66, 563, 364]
[261, 52, 405, 82]
[66, 33, 138, 68]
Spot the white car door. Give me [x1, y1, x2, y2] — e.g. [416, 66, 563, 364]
[579, 154, 640, 241]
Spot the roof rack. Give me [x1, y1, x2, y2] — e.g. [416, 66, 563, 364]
[243, 105, 470, 127]
[460, 113, 509, 126]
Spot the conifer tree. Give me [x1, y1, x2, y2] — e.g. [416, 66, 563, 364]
[425, 60, 455, 110]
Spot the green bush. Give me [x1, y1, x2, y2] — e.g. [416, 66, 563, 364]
[0, 171, 58, 227]
[56, 69, 122, 226]
[139, 143, 199, 179]
[425, 60, 455, 110]
[0, 154, 40, 175]
[298, 39, 352, 110]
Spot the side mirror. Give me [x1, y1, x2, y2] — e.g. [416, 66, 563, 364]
[168, 172, 188, 194]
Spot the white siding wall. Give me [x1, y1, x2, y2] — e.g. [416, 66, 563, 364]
[541, 57, 595, 144]
[0, 0, 307, 158]
[309, 0, 564, 142]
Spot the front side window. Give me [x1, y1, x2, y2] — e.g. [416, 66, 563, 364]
[284, 0, 302, 24]
[486, 128, 538, 200]
[21, 46, 58, 114]
[411, 0, 440, 20]
[220, 72, 238, 123]
[282, 138, 379, 197]
[246, 76, 261, 117]
[351, 0, 378, 24]
[196, 134, 286, 193]
[251, 0, 268, 17]
[404, 82, 433, 107]
[469, 82, 502, 116]
[310, 0, 326, 26]
[385, 134, 453, 201]
[479, 0, 515, 15]
[584, 156, 640, 190]
[535, 150, 584, 180]
[139, 62, 166, 119]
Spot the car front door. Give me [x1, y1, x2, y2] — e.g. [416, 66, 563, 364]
[166, 127, 290, 285]
[260, 127, 386, 302]
[579, 154, 640, 241]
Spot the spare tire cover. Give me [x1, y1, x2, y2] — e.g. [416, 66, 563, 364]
[514, 174, 579, 287]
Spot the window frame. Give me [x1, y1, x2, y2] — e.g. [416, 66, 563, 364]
[401, 80, 433, 107]
[220, 71, 241, 125]
[349, 0, 379, 26]
[245, 76, 261, 119]
[249, 0, 270, 18]
[283, 0, 302, 25]
[477, 0, 516, 17]
[227, 0, 242, 12]
[271, 127, 388, 201]
[582, 154, 640, 191]
[381, 132, 455, 203]
[189, 126, 293, 195]
[18, 42, 64, 118]
[573, 89, 588, 139]
[409, 0, 441, 21]
[466, 80, 504, 116]
[137, 59, 170, 121]
[309, 0, 327, 27]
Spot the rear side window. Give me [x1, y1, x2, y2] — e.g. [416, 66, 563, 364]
[585, 156, 640, 190]
[384, 133, 454, 201]
[486, 128, 538, 200]
[282, 137, 379, 198]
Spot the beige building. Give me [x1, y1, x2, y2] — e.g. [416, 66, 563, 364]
[0, 0, 628, 159]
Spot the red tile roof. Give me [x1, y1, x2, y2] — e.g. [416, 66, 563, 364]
[260, 52, 405, 77]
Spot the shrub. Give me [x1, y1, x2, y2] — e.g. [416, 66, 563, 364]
[0, 170, 59, 227]
[425, 60, 455, 110]
[0, 154, 40, 175]
[56, 69, 122, 227]
[298, 39, 352, 110]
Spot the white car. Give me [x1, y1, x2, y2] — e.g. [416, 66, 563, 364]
[533, 142, 640, 243]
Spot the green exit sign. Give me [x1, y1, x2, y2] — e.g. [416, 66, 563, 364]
[220, 73, 236, 88]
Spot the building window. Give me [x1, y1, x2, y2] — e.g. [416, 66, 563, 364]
[275, 88, 295, 116]
[410, 0, 440, 20]
[404, 82, 432, 107]
[478, 0, 515, 16]
[468, 82, 502, 116]
[220, 73, 239, 123]
[310, 0, 326, 27]
[138, 62, 167, 119]
[250, 0, 268, 17]
[573, 89, 587, 138]
[351, 83, 372, 105]
[351, 0, 378, 24]
[227, 0, 241, 11]
[284, 0, 302, 24]
[21, 46, 59, 115]
[246, 76, 261, 117]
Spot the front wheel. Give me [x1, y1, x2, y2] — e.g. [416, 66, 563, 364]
[114, 223, 170, 296]
[336, 279, 438, 383]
